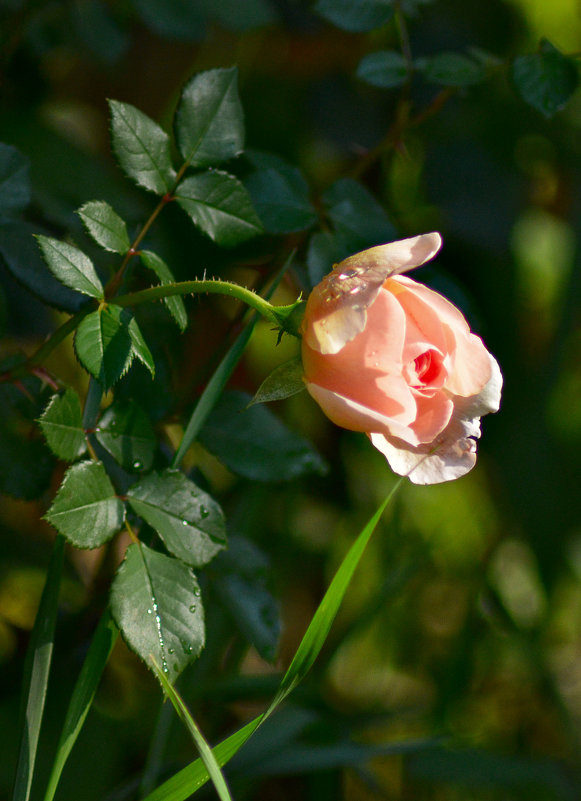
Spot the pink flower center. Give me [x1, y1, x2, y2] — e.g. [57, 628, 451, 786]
[404, 348, 446, 390]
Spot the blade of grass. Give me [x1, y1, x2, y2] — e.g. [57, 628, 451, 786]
[43, 611, 119, 801]
[12, 534, 65, 801]
[151, 661, 233, 801]
[171, 254, 294, 469]
[142, 480, 402, 801]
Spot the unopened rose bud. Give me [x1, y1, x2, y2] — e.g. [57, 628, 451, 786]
[300, 233, 502, 484]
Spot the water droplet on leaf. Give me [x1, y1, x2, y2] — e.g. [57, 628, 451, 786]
[199, 505, 209, 519]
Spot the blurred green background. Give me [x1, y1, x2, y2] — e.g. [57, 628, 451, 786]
[2, 0, 581, 799]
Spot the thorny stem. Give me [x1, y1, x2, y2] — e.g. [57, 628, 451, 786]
[113, 279, 284, 326]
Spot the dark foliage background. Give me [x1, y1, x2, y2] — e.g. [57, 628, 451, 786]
[2, 1, 581, 800]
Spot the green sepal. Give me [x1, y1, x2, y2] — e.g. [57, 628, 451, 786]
[270, 298, 306, 338]
[249, 356, 305, 406]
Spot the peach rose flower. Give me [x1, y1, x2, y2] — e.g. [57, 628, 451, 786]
[300, 233, 502, 484]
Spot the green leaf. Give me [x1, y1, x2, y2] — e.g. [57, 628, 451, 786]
[322, 178, 396, 251]
[175, 67, 244, 169]
[245, 165, 317, 233]
[77, 200, 131, 254]
[249, 357, 305, 405]
[43, 612, 118, 801]
[110, 542, 205, 683]
[38, 388, 87, 462]
[109, 99, 176, 195]
[74, 305, 135, 391]
[95, 400, 156, 472]
[356, 50, 409, 88]
[315, 0, 394, 32]
[13, 536, 65, 801]
[0, 222, 83, 312]
[127, 469, 226, 568]
[213, 536, 280, 662]
[35, 236, 104, 299]
[0, 142, 30, 216]
[128, 315, 155, 377]
[512, 39, 579, 118]
[421, 51, 486, 86]
[175, 171, 262, 247]
[199, 390, 326, 482]
[152, 663, 234, 801]
[44, 460, 125, 548]
[141, 488, 399, 801]
[140, 250, 188, 331]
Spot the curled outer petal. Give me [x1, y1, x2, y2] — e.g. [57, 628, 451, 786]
[301, 233, 442, 355]
[369, 354, 503, 484]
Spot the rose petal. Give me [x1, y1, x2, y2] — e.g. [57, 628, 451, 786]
[302, 290, 418, 423]
[408, 389, 454, 444]
[301, 233, 442, 355]
[391, 275, 493, 396]
[369, 353, 502, 484]
[305, 382, 432, 446]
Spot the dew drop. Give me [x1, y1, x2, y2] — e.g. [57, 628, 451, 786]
[199, 505, 209, 519]
[193, 587, 201, 597]
[182, 519, 189, 527]
[133, 460, 143, 470]
[180, 639, 193, 655]
[168, 647, 175, 655]
[147, 608, 153, 615]
[189, 604, 196, 613]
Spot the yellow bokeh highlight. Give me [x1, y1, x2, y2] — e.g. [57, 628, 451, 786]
[507, 0, 581, 50]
